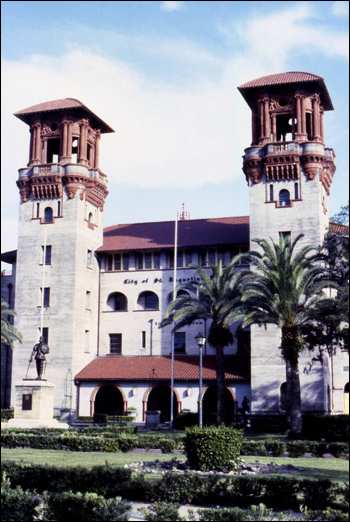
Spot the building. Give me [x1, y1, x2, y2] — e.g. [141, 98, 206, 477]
[1, 72, 349, 421]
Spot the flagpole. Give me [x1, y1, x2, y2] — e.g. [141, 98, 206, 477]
[40, 226, 47, 337]
[170, 213, 178, 426]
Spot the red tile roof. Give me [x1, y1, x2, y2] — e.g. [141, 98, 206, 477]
[75, 355, 250, 381]
[97, 216, 250, 252]
[329, 222, 349, 234]
[14, 98, 114, 133]
[238, 72, 333, 111]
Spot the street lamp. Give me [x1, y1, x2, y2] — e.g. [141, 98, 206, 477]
[194, 332, 206, 427]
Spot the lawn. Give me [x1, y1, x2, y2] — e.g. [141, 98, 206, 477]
[1, 448, 348, 482]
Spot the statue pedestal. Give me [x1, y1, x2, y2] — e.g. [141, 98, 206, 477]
[7, 380, 69, 429]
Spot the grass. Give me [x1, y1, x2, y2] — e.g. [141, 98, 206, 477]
[1, 448, 348, 483]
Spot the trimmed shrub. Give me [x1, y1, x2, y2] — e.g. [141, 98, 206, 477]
[1, 473, 41, 522]
[302, 415, 349, 442]
[328, 442, 349, 458]
[140, 502, 185, 521]
[93, 413, 107, 424]
[286, 441, 308, 458]
[44, 491, 131, 521]
[241, 441, 268, 456]
[1, 409, 14, 421]
[173, 412, 199, 430]
[185, 425, 243, 471]
[264, 439, 285, 457]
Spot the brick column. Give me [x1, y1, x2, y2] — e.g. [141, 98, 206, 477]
[94, 130, 101, 169]
[295, 95, 302, 139]
[259, 99, 264, 142]
[78, 119, 89, 166]
[312, 95, 321, 141]
[67, 121, 73, 161]
[320, 108, 325, 143]
[31, 122, 42, 165]
[28, 127, 35, 165]
[272, 114, 277, 142]
[264, 97, 270, 140]
[301, 96, 307, 139]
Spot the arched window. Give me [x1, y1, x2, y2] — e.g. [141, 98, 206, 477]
[294, 182, 299, 200]
[44, 207, 53, 223]
[280, 382, 287, 411]
[167, 290, 190, 305]
[36, 203, 40, 218]
[88, 212, 93, 224]
[107, 292, 128, 312]
[57, 201, 61, 217]
[270, 184, 274, 202]
[137, 291, 159, 310]
[279, 189, 291, 207]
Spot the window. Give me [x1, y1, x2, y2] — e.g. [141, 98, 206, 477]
[135, 252, 161, 270]
[137, 291, 159, 310]
[107, 292, 128, 312]
[123, 254, 130, 271]
[39, 327, 49, 344]
[270, 184, 274, 202]
[114, 254, 121, 271]
[42, 245, 52, 265]
[72, 138, 78, 163]
[57, 201, 61, 217]
[280, 383, 287, 412]
[142, 331, 146, 349]
[44, 207, 53, 223]
[279, 231, 291, 244]
[294, 182, 299, 200]
[185, 251, 193, 267]
[40, 287, 50, 307]
[237, 330, 250, 354]
[85, 330, 90, 353]
[86, 291, 91, 310]
[109, 333, 122, 354]
[87, 250, 93, 268]
[167, 289, 190, 305]
[47, 138, 60, 163]
[88, 212, 93, 224]
[279, 189, 291, 207]
[36, 202, 40, 218]
[230, 245, 249, 266]
[174, 332, 186, 354]
[105, 253, 130, 271]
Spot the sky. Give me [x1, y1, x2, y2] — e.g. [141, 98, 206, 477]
[1, 1, 349, 258]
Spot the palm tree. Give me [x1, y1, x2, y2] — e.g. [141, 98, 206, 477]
[160, 262, 248, 426]
[1, 298, 22, 348]
[238, 234, 337, 436]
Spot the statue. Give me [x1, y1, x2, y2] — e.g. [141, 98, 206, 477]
[29, 336, 50, 380]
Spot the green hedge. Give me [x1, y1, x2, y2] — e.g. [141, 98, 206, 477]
[240, 440, 349, 458]
[1, 409, 14, 421]
[185, 426, 244, 471]
[302, 415, 349, 442]
[2, 462, 348, 511]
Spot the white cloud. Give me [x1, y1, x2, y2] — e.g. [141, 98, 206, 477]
[160, 1, 184, 12]
[332, 1, 349, 17]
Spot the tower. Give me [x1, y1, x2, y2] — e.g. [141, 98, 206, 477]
[238, 72, 336, 415]
[12, 99, 114, 417]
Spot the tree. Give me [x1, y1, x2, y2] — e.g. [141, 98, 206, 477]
[238, 234, 337, 436]
[1, 298, 22, 348]
[160, 262, 247, 426]
[330, 201, 349, 225]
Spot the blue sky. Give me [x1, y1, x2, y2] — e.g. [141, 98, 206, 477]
[1, 1, 349, 255]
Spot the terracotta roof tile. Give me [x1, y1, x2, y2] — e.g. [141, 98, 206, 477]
[97, 216, 250, 252]
[14, 98, 114, 133]
[75, 355, 249, 381]
[238, 72, 333, 111]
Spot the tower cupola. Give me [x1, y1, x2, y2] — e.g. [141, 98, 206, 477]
[14, 98, 114, 210]
[238, 72, 336, 194]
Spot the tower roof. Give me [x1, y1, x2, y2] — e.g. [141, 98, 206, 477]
[238, 72, 334, 110]
[14, 98, 114, 133]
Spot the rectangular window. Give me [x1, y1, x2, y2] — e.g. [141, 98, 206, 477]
[123, 254, 130, 271]
[85, 330, 90, 353]
[174, 332, 186, 354]
[208, 249, 216, 266]
[185, 251, 193, 267]
[109, 333, 122, 354]
[114, 254, 121, 271]
[199, 249, 207, 267]
[145, 253, 152, 269]
[136, 253, 144, 270]
[153, 253, 160, 269]
[279, 231, 291, 244]
[107, 255, 113, 271]
[42, 245, 52, 265]
[41, 287, 50, 307]
[217, 249, 225, 266]
[87, 250, 93, 268]
[142, 331, 146, 349]
[167, 252, 174, 269]
[39, 327, 49, 344]
[86, 291, 91, 310]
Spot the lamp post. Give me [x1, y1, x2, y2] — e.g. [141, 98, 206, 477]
[194, 332, 206, 427]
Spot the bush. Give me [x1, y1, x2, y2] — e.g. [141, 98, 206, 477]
[1, 409, 14, 421]
[302, 415, 349, 442]
[328, 442, 349, 458]
[264, 439, 285, 457]
[185, 425, 243, 471]
[286, 441, 308, 458]
[173, 412, 199, 430]
[1, 473, 41, 522]
[44, 491, 131, 521]
[241, 441, 268, 456]
[93, 413, 107, 424]
[140, 502, 185, 521]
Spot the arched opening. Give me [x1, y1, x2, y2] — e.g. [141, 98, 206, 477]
[147, 384, 178, 423]
[57, 201, 61, 217]
[44, 207, 53, 223]
[269, 184, 274, 202]
[294, 182, 299, 200]
[88, 212, 93, 224]
[280, 382, 287, 412]
[167, 289, 190, 305]
[94, 385, 125, 416]
[137, 291, 159, 310]
[279, 189, 291, 207]
[202, 384, 237, 425]
[107, 292, 128, 311]
[344, 383, 349, 415]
